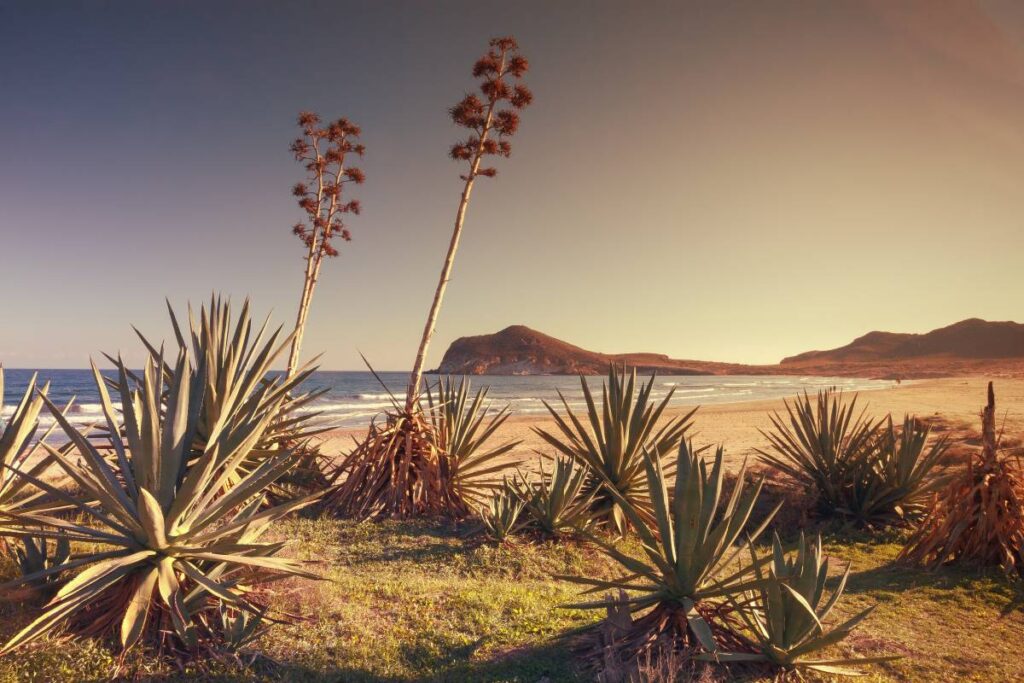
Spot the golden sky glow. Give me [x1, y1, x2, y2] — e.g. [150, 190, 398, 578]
[1, 1, 1022, 368]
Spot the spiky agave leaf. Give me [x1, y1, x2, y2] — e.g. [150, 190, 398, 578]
[704, 533, 898, 676]
[0, 367, 83, 521]
[427, 376, 521, 515]
[844, 415, 949, 527]
[756, 389, 881, 516]
[558, 439, 780, 656]
[535, 365, 694, 535]
[0, 344, 321, 656]
[511, 456, 596, 537]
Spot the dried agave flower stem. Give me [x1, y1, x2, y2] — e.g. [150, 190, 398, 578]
[286, 112, 365, 379]
[405, 122, 489, 413]
[404, 36, 532, 412]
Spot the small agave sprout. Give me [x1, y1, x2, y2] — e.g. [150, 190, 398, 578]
[535, 365, 695, 535]
[218, 604, 269, 654]
[15, 535, 71, 594]
[558, 440, 779, 666]
[478, 482, 525, 543]
[705, 533, 898, 678]
[0, 339, 321, 656]
[511, 456, 596, 538]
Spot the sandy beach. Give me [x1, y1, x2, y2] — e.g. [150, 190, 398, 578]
[320, 376, 1024, 469]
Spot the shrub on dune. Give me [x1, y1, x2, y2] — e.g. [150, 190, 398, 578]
[130, 296, 333, 502]
[844, 414, 949, 527]
[756, 389, 880, 517]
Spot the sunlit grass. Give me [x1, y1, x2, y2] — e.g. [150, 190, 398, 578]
[0, 519, 1021, 681]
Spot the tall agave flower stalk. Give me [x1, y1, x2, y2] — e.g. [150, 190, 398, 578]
[335, 36, 531, 520]
[0, 335, 321, 655]
[404, 36, 532, 412]
[285, 111, 365, 379]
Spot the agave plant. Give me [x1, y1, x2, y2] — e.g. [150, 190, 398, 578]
[511, 456, 596, 538]
[217, 604, 268, 653]
[478, 482, 525, 543]
[328, 374, 520, 519]
[535, 366, 694, 535]
[126, 297, 333, 501]
[844, 415, 949, 527]
[559, 440, 778, 662]
[707, 533, 896, 678]
[0, 343, 321, 655]
[427, 376, 521, 515]
[756, 389, 881, 516]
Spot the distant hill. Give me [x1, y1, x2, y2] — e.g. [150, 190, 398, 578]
[432, 319, 1024, 379]
[781, 318, 1024, 364]
[431, 325, 762, 376]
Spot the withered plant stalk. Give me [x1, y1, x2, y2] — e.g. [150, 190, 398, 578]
[404, 37, 532, 412]
[286, 112, 365, 379]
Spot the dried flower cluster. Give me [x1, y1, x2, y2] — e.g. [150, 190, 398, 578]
[290, 111, 365, 258]
[286, 111, 366, 378]
[449, 36, 532, 180]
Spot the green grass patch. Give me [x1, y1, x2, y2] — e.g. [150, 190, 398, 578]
[0, 520, 1021, 681]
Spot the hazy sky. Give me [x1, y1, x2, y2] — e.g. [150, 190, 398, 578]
[2, 1, 1023, 370]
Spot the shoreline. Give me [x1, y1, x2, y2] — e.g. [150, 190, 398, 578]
[318, 376, 1024, 468]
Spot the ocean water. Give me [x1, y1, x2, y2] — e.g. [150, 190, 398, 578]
[1, 369, 896, 436]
